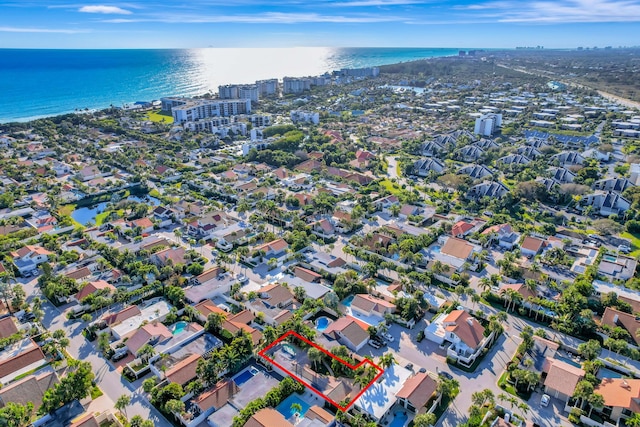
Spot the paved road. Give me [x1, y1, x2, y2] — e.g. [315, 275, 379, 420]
[21, 277, 172, 426]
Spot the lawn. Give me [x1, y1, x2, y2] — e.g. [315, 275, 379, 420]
[379, 179, 403, 196]
[90, 386, 104, 399]
[620, 232, 640, 257]
[146, 110, 173, 124]
[58, 204, 76, 216]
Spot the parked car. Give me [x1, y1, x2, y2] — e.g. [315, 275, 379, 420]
[618, 245, 631, 253]
[381, 332, 394, 342]
[418, 367, 427, 373]
[237, 274, 248, 283]
[438, 371, 454, 380]
[112, 349, 129, 362]
[368, 339, 381, 349]
[405, 363, 414, 371]
[540, 394, 550, 407]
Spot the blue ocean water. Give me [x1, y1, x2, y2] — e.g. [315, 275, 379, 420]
[0, 47, 459, 123]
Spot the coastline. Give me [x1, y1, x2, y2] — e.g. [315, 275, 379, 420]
[0, 47, 463, 124]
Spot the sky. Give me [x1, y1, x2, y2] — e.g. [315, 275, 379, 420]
[0, 0, 639, 49]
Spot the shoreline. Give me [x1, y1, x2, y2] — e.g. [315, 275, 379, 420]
[0, 47, 463, 124]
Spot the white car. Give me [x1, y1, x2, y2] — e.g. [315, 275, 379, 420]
[237, 274, 248, 283]
[540, 394, 550, 407]
[382, 332, 394, 342]
[368, 339, 382, 349]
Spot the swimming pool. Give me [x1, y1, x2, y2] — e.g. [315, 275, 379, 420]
[316, 317, 332, 332]
[598, 367, 623, 379]
[233, 366, 259, 386]
[276, 393, 310, 420]
[342, 295, 355, 307]
[555, 355, 581, 368]
[430, 245, 441, 253]
[389, 411, 409, 427]
[282, 343, 297, 357]
[171, 321, 188, 335]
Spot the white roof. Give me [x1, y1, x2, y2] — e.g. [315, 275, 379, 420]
[354, 364, 413, 420]
[111, 299, 172, 338]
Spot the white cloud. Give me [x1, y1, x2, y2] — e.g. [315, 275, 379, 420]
[79, 5, 132, 14]
[0, 26, 89, 33]
[102, 11, 401, 24]
[461, 0, 640, 23]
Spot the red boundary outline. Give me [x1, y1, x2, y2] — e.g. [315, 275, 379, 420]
[257, 330, 384, 411]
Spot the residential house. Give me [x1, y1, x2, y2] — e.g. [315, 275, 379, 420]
[543, 359, 585, 402]
[601, 307, 640, 347]
[350, 149, 376, 169]
[420, 140, 445, 157]
[188, 380, 240, 427]
[598, 254, 638, 281]
[592, 378, 640, 425]
[413, 158, 445, 177]
[150, 246, 189, 267]
[247, 283, 295, 325]
[0, 339, 47, 384]
[467, 181, 509, 200]
[582, 147, 611, 162]
[581, 191, 631, 216]
[458, 145, 485, 162]
[353, 364, 413, 423]
[517, 146, 542, 159]
[0, 370, 58, 411]
[481, 223, 520, 249]
[185, 268, 236, 304]
[106, 299, 172, 340]
[77, 165, 105, 182]
[498, 283, 538, 307]
[293, 266, 322, 283]
[549, 167, 576, 184]
[312, 219, 335, 239]
[248, 238, 289, 263]
[129, 217, 155, 234]
[442, 310, 488, 366]
[497, 154, 531, 166]
[165, 354, 202, 386]
[520, 236, 546, 257]
[373, 195, 400, 213]
[458, 164, 493, 180]
[593, 177, 634, 194]
[125, 322, 173, 356]
[395, 372, 439, 414]
[71, 280, 115, 305]
[551, 151, 585, 166]
[322, 316, 370, 352]
[299, 406, 335, 427]
[440, 237, 479, 264]
[451, 218, 486, 238]
[350, 294, 396, 324]
[244, 408, 294, 427]
[152, 206, 175, 228]
[0, 317, 19, 339]
[194, 301, 262, 345]
[473, 138, 499, 151]
[332, 210, 355, 233]
[10, 245, 52, 275]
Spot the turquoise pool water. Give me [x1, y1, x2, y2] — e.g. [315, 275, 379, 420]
[555, 355, 581, 368]
[282, 343, 297, 357]
[431, 245, 441, 253]
[342, 295, 355, 307]
[171, 321, 188, 335]
[598, 367, 623, 379]
[276, 394, 310, 420]
[389, 411, 409, 427]
[316, 317, 331, 331]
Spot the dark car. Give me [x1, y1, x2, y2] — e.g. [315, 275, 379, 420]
[438, 371, 454, 380]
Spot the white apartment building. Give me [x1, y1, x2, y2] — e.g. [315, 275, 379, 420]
[474, 113, 502, 136]
[291, 110, 319, 124]
[283, 77, 312, 94]
[171, 99, 251, 123]
[256, 79, 278, 96]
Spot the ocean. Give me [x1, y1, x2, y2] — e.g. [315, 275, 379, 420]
[0, 47, 460, 123]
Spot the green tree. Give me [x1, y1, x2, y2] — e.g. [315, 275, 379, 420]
[115, 394, 130, 417]
[413, 413, 436, 427]
[0, 402, 34, 427]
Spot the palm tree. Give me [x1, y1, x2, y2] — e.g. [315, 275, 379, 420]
[290, 402, 303, 417]
[379, 352, 396, 369]
[115, 394, 130, 417]
[224, 348, 241, 372]
[206, 312, 226, 333]
[138, 344, 155, 363]
[625, 413, 640, 427]
[413, 413, 436, 427]
[587, 393, 604, 417]
[307, 347, 323, 370]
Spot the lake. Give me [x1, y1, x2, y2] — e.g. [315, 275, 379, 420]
[71, 195, 160, 226]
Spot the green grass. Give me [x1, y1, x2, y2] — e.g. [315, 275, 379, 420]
[620, 232, 640, 257]
[146, 110, 173, 124]
[90, 386, 104, 399]
[498, 370, 533, 401]
[58, 204, 77, 216]
[379, 179, 403, 196]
